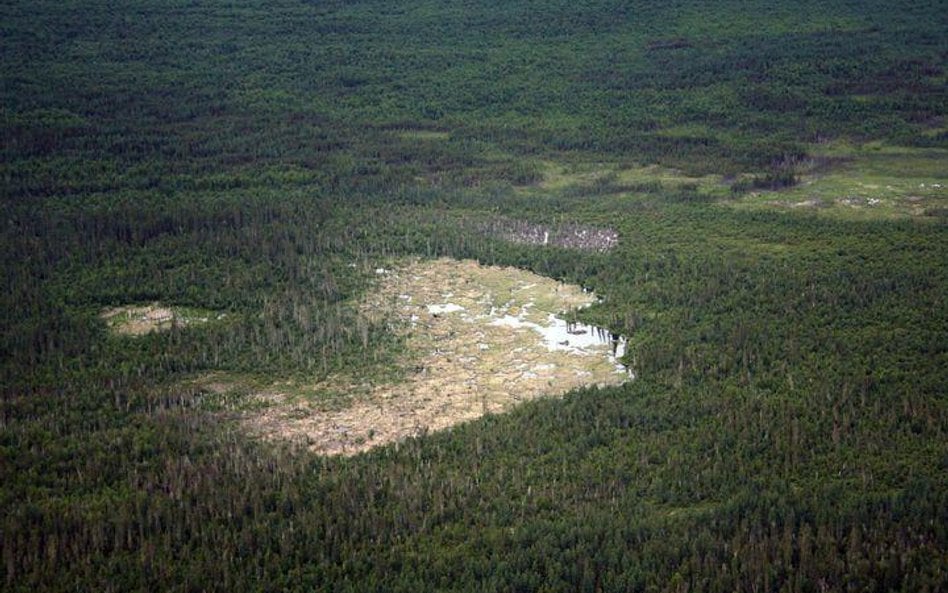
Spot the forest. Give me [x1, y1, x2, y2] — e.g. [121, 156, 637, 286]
[1, 0, 946, 591]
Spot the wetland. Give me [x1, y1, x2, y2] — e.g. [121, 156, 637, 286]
[246, 258, 630, 455]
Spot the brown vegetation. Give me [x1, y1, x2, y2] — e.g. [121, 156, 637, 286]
[244, 259, 629, 455]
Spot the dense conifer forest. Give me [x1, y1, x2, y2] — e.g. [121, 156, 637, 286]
[2, 0, 946, 590]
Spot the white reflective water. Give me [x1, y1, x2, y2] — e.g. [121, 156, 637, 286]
[412, 287, 630, 377]
[490, 313, 628, 373]
[427, 303, 466, 314]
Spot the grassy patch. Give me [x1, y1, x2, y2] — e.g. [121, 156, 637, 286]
[730, 141, 948, 219]
[526, 160, 726, 196]
[397, 130, 451, 141]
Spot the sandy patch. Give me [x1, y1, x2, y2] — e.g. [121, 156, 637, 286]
[245, 258, 630, 456]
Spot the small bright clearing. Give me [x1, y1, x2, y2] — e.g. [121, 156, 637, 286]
[245, 258, 630, 456]
[101, 303, 224, 336]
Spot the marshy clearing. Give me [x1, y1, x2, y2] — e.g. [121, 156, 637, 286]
[245, 258, 630, 456]
[735, 142, 948, 219]
[101, 303, 224, 336]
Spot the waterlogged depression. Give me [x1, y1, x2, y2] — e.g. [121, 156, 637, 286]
[490, 313, 626, 361]
[246, 258, 631, 455]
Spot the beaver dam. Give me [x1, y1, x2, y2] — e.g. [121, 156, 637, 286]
[246, 258, 631, 456]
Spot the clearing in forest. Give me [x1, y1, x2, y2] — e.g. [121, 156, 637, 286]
[732, 141, 948, 219]
[101, 303, 223, 336]
[245, 258, 630, 456]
